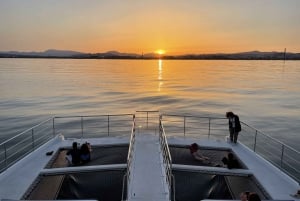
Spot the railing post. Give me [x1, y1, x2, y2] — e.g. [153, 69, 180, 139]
[52, 117, 55, 137]
[254, 130, 258, 152]
[108, 115, 110, 136]
[31, 129, 35, 150]
[159, 115, 162, 135]
[208, 118, 211, 137]
[147, 112, 149, 129]
[183, 116, 186, 137]
[280, 144, 285, 168]
[4, 143, 7, 170]
[80, 116, 84, 138]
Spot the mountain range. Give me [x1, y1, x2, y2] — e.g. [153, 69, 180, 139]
[0, 49, 299, 60]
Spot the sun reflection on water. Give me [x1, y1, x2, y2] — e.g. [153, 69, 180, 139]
[158, 59, 163, 91]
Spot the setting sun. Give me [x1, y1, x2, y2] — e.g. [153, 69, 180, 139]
[155, 49, 166, 55]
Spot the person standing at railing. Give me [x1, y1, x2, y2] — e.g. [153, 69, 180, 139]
[226, 111, 241, 143]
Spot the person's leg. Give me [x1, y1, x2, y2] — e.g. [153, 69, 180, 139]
[233, 132, 238, 143]
[65, 155, 72, 165]
[230, 128, 234, 142]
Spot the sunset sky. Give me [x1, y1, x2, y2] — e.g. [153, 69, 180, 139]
[1, 0, 300, 54]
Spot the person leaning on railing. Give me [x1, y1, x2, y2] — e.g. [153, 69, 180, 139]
[226, 111, 241, 143]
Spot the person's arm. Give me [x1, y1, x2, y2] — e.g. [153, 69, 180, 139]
[194, 151, 209, 160]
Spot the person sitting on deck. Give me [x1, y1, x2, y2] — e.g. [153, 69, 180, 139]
[240, 191, 250, 201]
[66, 142, 81, 166]
[248, 192, 261, 201]
[222, 153, 239, 169]
[80, 142, 91, 164]
[291, 189, 300, 198]
[189, 143, 210, 162]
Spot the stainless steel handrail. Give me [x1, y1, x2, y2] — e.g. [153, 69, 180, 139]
[0, 114, 134, 173]
[161, 113, 300, 184]
[122, 114, 136, 200]
[53, 114, 134, 138]
[159, 115, 174, 200]
[1, 112, 299, 184]
[240, 121, 300, 154]
[0, 118, 53, 146]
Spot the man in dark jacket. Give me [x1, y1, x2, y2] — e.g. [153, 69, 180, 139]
[226, 111, 241, 143]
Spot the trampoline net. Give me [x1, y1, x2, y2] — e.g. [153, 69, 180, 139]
[172, 170, 269, 201]
[47, 145, 129, 168]
[169, 145, 245, 168]
[23, 170, 126, 201]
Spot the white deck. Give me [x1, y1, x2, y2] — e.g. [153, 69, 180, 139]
[128, 133, 169, 201]
[167, 136, 300, 201]
[0, 135, 129, 200]
[0, 134, 299, 201]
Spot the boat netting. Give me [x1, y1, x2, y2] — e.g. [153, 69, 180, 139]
[23, 170, 126, 201]
[172, 170, 269, 201]
[47, 145, 129, 168]
[169, 145, 245, 168]
[23, 144, 268, 201]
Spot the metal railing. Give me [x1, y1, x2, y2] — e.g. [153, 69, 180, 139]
[122, 115, 136, 201]
[159, 115, 175, 201]
[161, 114, 300, 183]
[53, 114, 134, 138]
[239, 121, 300, 183]
[0, 118, 54, 172]
[0, 114, 134, 173]
[135, 110, 160, 134]
[1, 112, 299, 184]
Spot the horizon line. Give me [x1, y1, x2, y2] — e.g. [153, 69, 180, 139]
[1, 48, 299, 55]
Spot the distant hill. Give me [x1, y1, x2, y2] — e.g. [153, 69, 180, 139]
[164, 51, 300, 60]
[0, 49, 299, 60]
[0, 49, 84, 57]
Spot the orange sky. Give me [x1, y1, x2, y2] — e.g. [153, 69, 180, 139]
[1, 0, 300, 54]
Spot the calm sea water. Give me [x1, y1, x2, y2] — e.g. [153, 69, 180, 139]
[0, 59, 299, 151]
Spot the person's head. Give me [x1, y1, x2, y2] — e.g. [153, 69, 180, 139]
[222, 157, 228, 165]
[226, 111, 234, 118]
[81, 143, 90, 153]
[189, 143, 199, 153]
[248, 192, 261, 201]
[191, 143, 198, 149]
[72, 142, 78, 149]
[240, 191, 250, 201]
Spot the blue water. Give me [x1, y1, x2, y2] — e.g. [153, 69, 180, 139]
[0, 59, 299, 151]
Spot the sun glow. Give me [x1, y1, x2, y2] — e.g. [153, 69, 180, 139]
[155, 49, 166, 55]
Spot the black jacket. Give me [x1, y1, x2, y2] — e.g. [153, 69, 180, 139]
[228, 114, 241, 132]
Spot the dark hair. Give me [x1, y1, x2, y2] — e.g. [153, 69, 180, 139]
[189, 143, 199, 153]
[72, 142, 78, 149]
[226, 111, 234, 118]
[248, 193, 261, 201]
[191, 143, 198, 149]
[244, 191, 250, 199]
[81, 143, 90, 154]
[222, 157, 228, 164]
